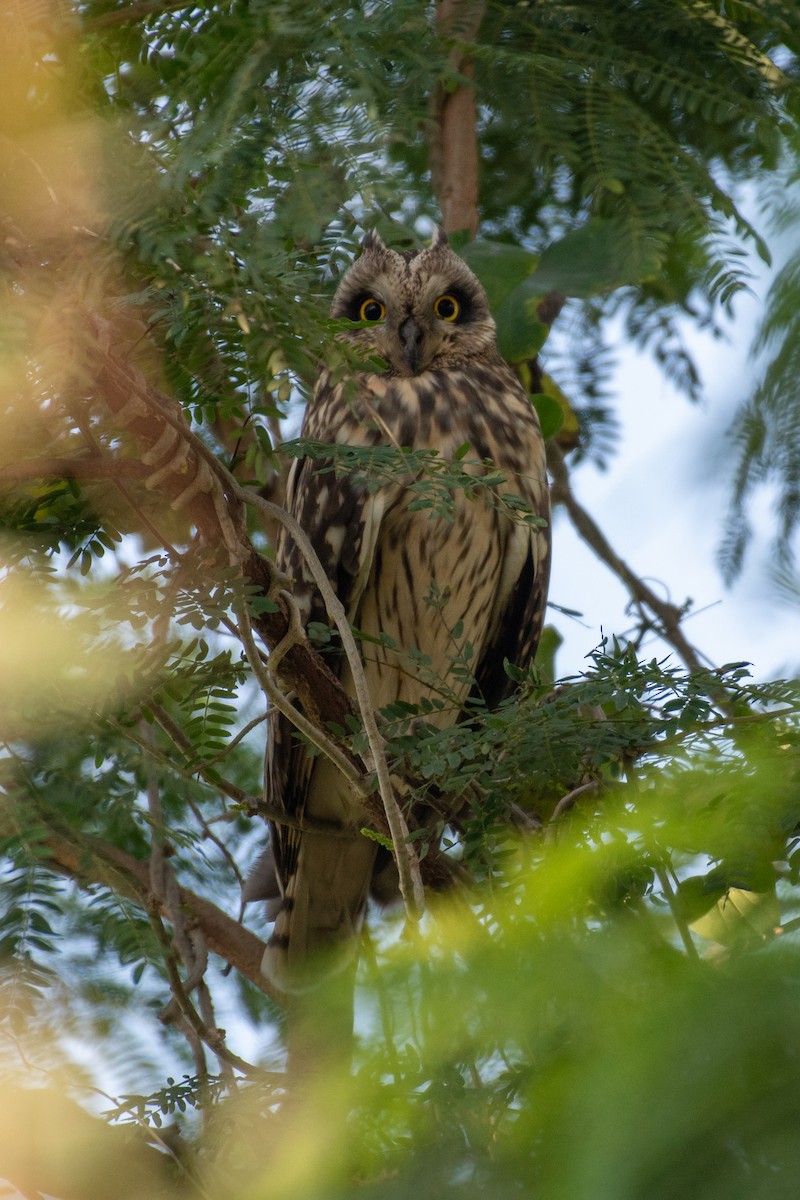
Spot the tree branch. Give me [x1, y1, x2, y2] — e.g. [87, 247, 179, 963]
[547, 441, 707, 673]
[0, 793, 278, 999]
[138, 706, 366, 839]
[83, 310, 363, 761]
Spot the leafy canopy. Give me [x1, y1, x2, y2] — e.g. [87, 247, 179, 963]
[2, 1, 800, 1197]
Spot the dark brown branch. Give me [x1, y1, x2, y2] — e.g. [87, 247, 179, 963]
[536, 291, 568, 327]
[0, 796, 278, 999]
[547, 441, 706, 673]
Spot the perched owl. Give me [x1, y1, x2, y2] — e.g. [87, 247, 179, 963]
[251, 228, 551, 992]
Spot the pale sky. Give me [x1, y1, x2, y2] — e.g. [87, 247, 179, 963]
[549, 297, 800, 684]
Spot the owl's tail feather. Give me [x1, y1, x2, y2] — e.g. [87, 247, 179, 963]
[261, 832, 378, 994]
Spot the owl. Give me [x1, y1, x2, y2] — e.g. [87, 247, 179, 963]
[251, 227, 551, 992]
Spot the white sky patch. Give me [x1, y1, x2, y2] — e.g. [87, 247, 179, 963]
[549, 279, 800, 682]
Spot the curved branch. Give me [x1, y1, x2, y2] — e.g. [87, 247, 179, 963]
[110, 707, 361, 839]
[232, 588, 370, 801]
[240, 489, 426, 920]
[84, 310, 362, 754]
[0, 795, 278, 1000]
[547, 441, 707, 674]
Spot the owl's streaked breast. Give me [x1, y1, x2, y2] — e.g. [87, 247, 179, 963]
[325, 366, 547, 719]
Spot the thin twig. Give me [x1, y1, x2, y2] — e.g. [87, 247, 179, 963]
[549, 780, 600, 826]
[548, 441, 707, 675]
[655, 864, 700, 961]
[143, 722, 212, 1082]
[106, 711, 255, 810]
[201, 709, 273, 768]
[239, 486, 425, 920]
[183, 789, 245, 890]
[232, 595, 370, 801]
[146, 902, 278, 1080]
[143, 704, 359, 837]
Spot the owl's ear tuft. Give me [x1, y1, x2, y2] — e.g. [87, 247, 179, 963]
[431, 226, 449, 250]
[361, 229, 386, 253]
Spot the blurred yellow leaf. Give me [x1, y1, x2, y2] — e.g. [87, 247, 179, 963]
[691, 887, 781, 945]
[0, 567, 138, 733]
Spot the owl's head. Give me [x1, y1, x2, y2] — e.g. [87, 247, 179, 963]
[331, 228, 498, 376]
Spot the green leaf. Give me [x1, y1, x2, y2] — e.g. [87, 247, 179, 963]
[530, 218, 664, 297]
[459, 239, 539, 309]
[531, 392, 565, 442]
[248, 595, 279, 614]
[359, 826, 393, 851]
[533, 625, 563, 686]
[691, 887, 781, 945]
[254, 424, 274, 454]
[494, 277, 550, 363]
[673, 874, 727, 925]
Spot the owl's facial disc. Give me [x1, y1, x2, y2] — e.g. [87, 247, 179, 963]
[331, 235, 497, 374]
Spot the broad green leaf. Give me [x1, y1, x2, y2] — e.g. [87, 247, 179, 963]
[691, 887, 781, 945]
[541, 370, 580, 447]
[673, 874, 727, 924]
[533, 624, 563, 685]
[494, 277, 550, 363]
[531, 392, 565, 442]
[459, 239, 539, 309]
[530, 218, 664, 297]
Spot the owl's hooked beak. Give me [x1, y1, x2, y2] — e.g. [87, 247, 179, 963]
[398, 314, 423, 374]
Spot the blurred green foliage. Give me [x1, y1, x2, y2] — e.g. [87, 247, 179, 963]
[2, 0, 800, 1196]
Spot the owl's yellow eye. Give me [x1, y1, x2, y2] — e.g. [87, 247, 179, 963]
[359, 297, 386, 322]
[434, 293, 460, 322]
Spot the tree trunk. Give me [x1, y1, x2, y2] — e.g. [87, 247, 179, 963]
[429, 0, 485, 236]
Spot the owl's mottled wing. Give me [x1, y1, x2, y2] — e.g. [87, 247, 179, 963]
[469, 398, 552, 710]
[276, 378, 391, 635]
[429, 358, 551, 713]
[263, 374, 399, 986]
[472, 530, 551, 710]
